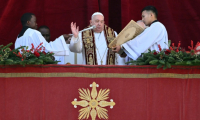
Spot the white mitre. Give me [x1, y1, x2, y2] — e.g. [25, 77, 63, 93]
[91, 12, 104, 19]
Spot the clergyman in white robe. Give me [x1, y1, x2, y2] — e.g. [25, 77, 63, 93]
[69, 31, 125, 65]
[15, 28, 69, 56]
[122, 21, 168, 62]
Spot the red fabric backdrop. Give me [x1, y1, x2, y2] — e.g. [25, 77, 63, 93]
[0, 0, 200, 49]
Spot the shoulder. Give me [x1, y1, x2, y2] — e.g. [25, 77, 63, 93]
[152, 22, 166, 29]
[25, 28, 42, 36]
[149, 22, 167, 33]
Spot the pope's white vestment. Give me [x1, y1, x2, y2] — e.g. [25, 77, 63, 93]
[69, 31, 125, 65]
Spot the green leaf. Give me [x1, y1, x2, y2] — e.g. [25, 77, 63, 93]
[5, 59, 13, 63]
[186, 61, 192, 65]
[27, 60, 35, 64]
[183, 57, 191, 60]
[192, 59, 200, 63]
[157, 64, 163, 69]
[138, 62, 146, 65]
[163, 64, 167, 70]
[166, 62, 171, 68]
[137, 57, 144, 62]
[0, 61, 5, 65]
[168, 40, 171, 48]
[149, 60, 158, 65]
[159, 60, 165, 65]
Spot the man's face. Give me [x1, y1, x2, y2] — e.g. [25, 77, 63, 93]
[28, 15, 38, 29]
[90, 15, 104, 33]
[66, 36, 72, 44]
[39, 28, 50, 42]
[142, 11, 152, 26]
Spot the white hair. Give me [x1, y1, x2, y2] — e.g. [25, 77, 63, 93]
[136, 20, 143, 23]
[91, 12, 104, 20]
[136, 20, 148, 29]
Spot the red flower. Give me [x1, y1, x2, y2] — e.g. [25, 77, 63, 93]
[39, 47, 42, 51]
[178, 41, 181, 48]
[169, 47, 173, 50]
[42, 51, 46, 55]
[158, 44, 162, 51]
[34, 51, 40, 57]
[31, 43, 34, 49]
[172, 43, 175, 47]
[176, 49, 179, 52]
[18, 52, 22, 57]
[153, 51, 157, 55]
[188, 40, 194, 50]
[165, 49, 171, 55]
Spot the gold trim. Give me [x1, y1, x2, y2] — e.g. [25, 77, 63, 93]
[0, 73, 200, 79]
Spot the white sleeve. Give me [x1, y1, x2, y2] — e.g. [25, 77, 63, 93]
[34, 32, 69, 55]
[113, 31, 126, 65]
[69, 32, 82, 53]
[122, 23, 166, 60]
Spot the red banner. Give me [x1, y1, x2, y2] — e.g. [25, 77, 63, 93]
[0, 65, 200, 120]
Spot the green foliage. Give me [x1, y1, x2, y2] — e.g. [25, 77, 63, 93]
[0, 43, 59, 66]
[128, 48, 200, 70]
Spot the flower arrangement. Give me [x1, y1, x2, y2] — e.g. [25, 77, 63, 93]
[128, 40, 200, 70]
[0, 42, 59, 66]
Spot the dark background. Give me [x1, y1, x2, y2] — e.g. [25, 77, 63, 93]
[0, 0, 199, 50]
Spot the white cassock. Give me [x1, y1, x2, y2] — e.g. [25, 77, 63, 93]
[69, 31, 125, 65]
[54, 44, 83, 64]
[122, 21, 168, 61]
[15, 28, 69, 58]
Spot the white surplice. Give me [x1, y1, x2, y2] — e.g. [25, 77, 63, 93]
[69, 31, 125, 65]
[54, 44, 83, 64]
[15, 28, 69, 56]
[122, 21, 168, 61]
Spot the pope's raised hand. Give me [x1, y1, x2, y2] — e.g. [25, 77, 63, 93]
[71, 22, 79, 38]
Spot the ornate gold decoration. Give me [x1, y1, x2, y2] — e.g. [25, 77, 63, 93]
[72, 82, 116, 120]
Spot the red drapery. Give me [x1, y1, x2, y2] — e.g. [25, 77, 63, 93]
[0, 65, 200, 120]
[0, 0, 200, 49]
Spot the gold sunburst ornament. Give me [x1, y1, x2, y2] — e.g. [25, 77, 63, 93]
[71, 82, 116, 120]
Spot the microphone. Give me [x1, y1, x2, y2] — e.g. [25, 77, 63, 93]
[70, 25, 96, 35]
[79, 25, 96, 32]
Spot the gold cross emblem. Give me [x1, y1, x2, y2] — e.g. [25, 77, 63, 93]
[72, 82, 116, 120]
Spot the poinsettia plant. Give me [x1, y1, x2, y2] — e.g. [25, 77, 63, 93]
[128, 40, 200, 70]
[0, 42, 59, 66]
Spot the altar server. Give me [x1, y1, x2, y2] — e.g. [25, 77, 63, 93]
[112, 6, 168, 61]
[15, 13, 69, 56]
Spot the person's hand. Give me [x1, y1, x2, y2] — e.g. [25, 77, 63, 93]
[63, 34, 72, 44]
[71, 22, 79, 38]
[112, 45, 121, 53]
